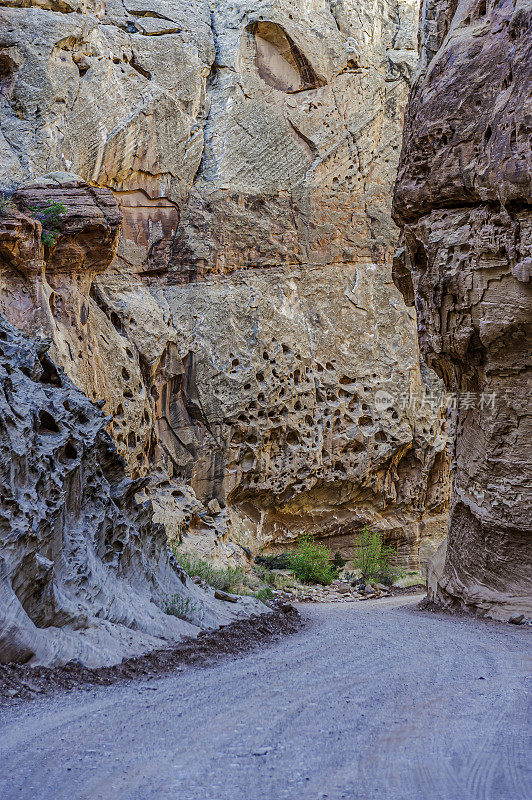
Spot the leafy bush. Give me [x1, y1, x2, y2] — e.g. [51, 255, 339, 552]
[251, 587, 274, 603]
[287, 534, 337, 586]
[164, 594, 199, 622]
[255, 566, 292, 591]
[352, 526, 403, 584]
[27, 199, 67, 247]
[255, 566, 276, 586]
[41, 230, 58, 246]
[332, 552, 347, 571]
[173, 548, 245, 593]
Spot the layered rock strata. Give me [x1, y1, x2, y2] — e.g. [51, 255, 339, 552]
[0, 0, 451, 567]
[0, 210, 258, 668]
[393, 0, 532, 618]
[1, 175, 172, 480]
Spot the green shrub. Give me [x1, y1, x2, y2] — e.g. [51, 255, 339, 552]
[164, 594, 199, 621]
[332, 551, 347, 570]
[41, 229, 58, 246]
[172, 548, 245, 593]
[352, 526, 403, 584]
[254, 566, 278, 586]
[255, 566, 292, 591]
[287, 534, 337, 586]
[27, 199, 67, 247]
[252, 587, 274, 603]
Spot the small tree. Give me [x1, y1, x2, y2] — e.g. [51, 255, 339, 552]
[288, 533, 337, 586]
[27, 199, 67, 247]
[352, 526, 403, 584]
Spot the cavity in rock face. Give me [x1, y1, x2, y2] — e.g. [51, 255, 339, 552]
[0, 0, 451, 569]
[393, 0, 532, 619]
[0, 313, 258, 667]
[141, 0, 450, 566]
[246, 21, 327, 92]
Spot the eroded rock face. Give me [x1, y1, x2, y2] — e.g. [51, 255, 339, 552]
[0, 175, 164, 479]
[145, 0, 449, 563]
[393, 0, 532, 618]
[0, 312, 258, 667]
[0, 0, 451, 567]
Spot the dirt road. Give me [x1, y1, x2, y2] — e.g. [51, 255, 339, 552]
[1, 596, 530, 800]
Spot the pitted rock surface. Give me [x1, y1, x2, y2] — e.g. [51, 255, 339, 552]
[0, 176, 160, 479]
[0, 1, 451, 567]
[0, 314, 260, 667]
[393, 0, 532, 619]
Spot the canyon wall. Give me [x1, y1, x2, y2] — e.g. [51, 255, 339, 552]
[0, 0, 450, 567]
[393, 0, 532, 618]
[0, 302, 258, 667]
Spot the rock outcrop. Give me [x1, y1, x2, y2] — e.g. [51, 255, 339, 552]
[393, 0, 532, 618]
[0, 174, 174, 480]
[0, 0, 451, 568]
[0, 212, 258, 668]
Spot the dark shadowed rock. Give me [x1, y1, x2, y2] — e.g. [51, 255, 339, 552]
[393, 0, 532, 620]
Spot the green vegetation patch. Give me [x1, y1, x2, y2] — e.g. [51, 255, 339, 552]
[163, 594, 200, 622]
[351, 525, 404, 585]
[172, 548, 246, 593]
[27, 199, 67, 247]
[286, 534, 337, 586]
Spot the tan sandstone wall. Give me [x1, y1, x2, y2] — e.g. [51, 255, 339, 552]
[393, 0, 532, 618]
[0, 192, 261, 668]
[0, 0, 450, 568]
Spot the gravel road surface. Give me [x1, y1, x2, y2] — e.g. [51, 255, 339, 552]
[1, 596, 530, 800]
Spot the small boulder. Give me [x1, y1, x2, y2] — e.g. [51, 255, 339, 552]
[207, 498, 221, 516]
[330, 580, 350, 594]
[214, 589, 238, 603]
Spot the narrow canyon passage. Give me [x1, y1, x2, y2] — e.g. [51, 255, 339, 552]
[1, 598, 529, 800]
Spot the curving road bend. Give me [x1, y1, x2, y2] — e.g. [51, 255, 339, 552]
[1, 596, 530, 800]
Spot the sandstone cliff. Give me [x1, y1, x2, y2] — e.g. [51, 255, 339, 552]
[0, 0, 451, 568]
[0, 203, 259, 668]
[393, 0, 532, 618]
